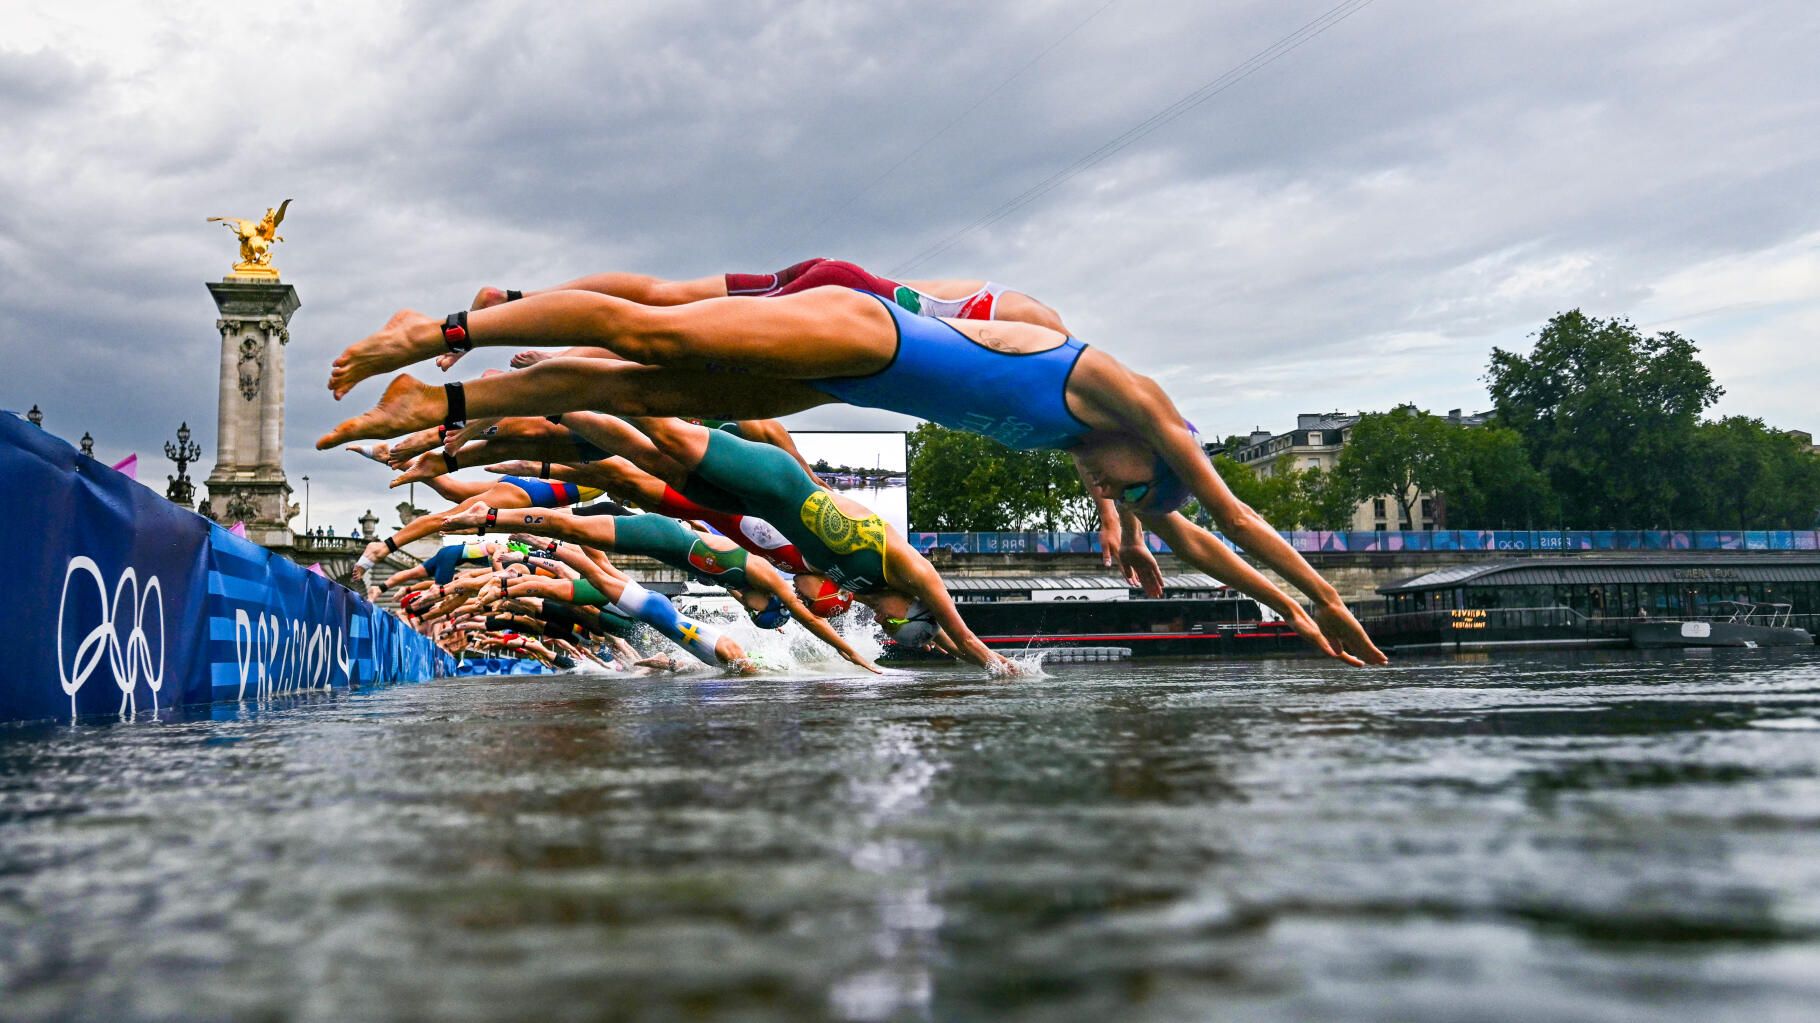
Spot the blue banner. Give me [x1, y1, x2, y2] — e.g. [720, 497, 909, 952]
[0, 413, 455, 724]
[906, 527, 1820, 556]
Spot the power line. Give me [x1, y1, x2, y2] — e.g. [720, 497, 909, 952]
[785, 0, 1121, 254]
[890, 0, 1379, 277]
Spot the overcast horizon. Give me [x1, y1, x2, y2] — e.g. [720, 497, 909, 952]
[5, 1, 1818, 531]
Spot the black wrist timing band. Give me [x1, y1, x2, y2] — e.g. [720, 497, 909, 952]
[484, 507, 498, 533]
[441, 311, 472, 353]
[505, 290, 523, 302]
[384, 536, 400, 553]
[443, 381, 467, 430]
[445, 448, 460, 471]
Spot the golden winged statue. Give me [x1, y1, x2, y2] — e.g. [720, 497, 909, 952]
[207, 199, 292, 277]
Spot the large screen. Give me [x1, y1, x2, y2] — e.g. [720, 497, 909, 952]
[789, 431, 908, 536]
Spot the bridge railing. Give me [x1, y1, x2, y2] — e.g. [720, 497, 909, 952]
[908, 529, 1820, 556]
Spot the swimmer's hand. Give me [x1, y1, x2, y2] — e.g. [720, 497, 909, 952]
[1283, 605, 1359, 666]
[1099, 520, 1122, 568]
[1118, 541, 1165, 598]
[842, 649, 883, 675]
[1313, 600, 1389, 666]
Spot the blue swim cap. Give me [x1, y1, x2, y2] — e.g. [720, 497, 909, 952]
[749, 595, 792, 630]
[1143, 456, 1193, 513]
[1133, 421, 1199, 513]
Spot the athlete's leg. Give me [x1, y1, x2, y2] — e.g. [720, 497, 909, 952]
[327, 287, 891, 397]
[474, 273, 728, 310]
[449, 505, 621, 550]
[484, 457, 668, 509]
[318, 364, 833, 448]
[421, 475, 493, 504]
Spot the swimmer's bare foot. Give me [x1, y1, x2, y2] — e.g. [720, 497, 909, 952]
[442, 503, 493, 533]
[388, 452, 452, 488]
[329, 309, 443, 399]
[316, 374, 444, 449]
[388, 426, 447, 462]
[346, 443, 391, 464]
[510, 349, 554, 369]
[443, 417, 501, 456]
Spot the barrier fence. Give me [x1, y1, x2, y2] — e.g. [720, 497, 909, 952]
[908, 528, 1820, 556]
[0, 414, 455, 724]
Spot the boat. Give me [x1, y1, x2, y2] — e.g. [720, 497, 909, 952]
[1629, 601, 1814, 649]
[882, 574, 1308, 660]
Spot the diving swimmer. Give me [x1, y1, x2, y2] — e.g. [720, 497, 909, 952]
[322, 286, 1385, 666]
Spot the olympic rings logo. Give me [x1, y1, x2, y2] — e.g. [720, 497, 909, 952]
[57, 556, 165, 718]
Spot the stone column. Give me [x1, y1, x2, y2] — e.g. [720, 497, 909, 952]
[204, 277, 301, 548]
[213, 318, 240, 469]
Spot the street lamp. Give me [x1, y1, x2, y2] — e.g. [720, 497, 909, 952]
[302, 475, 311, 533]
[164, 422, 201, 507]
[26, 405, 43, 428]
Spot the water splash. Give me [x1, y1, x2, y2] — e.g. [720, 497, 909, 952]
[674, 594, 886, 677]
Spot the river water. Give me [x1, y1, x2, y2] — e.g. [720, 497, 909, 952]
[3, 650, 1819, 1022]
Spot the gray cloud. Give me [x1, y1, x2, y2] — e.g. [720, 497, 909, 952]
[5, 0, 1819, 530]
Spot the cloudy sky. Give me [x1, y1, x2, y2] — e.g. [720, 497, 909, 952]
[4, 0, 1818, 531]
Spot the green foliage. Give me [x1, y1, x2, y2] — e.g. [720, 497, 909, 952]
[1444, 423, 1558, 528]
[1332, 406, 1463, 527]
[1300, 467, 1360, 531]
[1204, 457, 1354, 530]
[1680, 418, 1820, 529]
[1486, 311, 1721, 527]
[906, 424, 1095, 531]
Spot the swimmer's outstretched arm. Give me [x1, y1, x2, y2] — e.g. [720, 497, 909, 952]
[1077, 362, 1386, 665]
[377, 564, 428, 591]
[741, 557, 881, 674]
[1114, 500, 1164, 597]
[1142, 513, 1364, 667]
[891, 555, 1011, 673]
[1071, 454, 1130, 572]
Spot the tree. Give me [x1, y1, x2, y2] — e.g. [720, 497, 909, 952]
[1332, 405, 1464, 529]
[1207, 455, 1313, 528]
[1299, 467, 1359, 531]
[1681, 418, 1820, 529]
[1486, 311, 1721, 527]
[1443, 423, 1557, 528]
[906, 424, 1095, 531]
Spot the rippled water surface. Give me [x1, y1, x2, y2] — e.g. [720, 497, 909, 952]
[5, 651, 1820, 1022]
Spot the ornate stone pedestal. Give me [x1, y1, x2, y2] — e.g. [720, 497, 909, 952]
[204, 276, 301, 548]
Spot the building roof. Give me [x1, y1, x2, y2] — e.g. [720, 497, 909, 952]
[1378, 555, 1820, 594]
[942, 573, 1232, 595]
